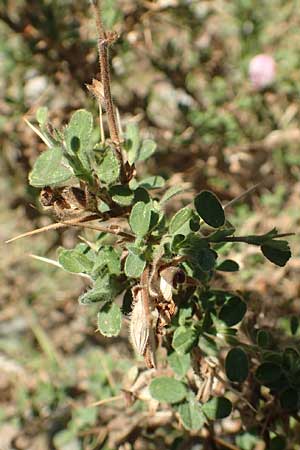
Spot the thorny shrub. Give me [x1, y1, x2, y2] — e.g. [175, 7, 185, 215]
[10, 1, 297, 448]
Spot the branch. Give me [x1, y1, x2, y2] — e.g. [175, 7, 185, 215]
[220, 232, 295, 245]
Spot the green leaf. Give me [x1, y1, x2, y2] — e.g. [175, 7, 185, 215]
[279, 388, 299, 410]
[177, 394, 206, 431]
[79, 274, 122, 305]
[216, 259, 239, 272]
[137, 139, 157, 161]
[104, 247, 121, 275]
[65, 109, 93, 169]
[168, 352, 190, 377]
[198, 248, 217, 272]
[97, 302, 122, 337]
[125, 123, 140, 165]
[109, 185, 134, 206]
[124, 251, 146, 278]
[202, 397, 232, 420]
[134, 187, 150, 204]
[194, 190, 225, 228]
[73, 405, 98, 428]
[102, 0, 122, 27]
[129, 202, 152, 237]
[270, 436, 287, 450]
[36, 106, 48, 126]
[256, 330, 271, 348]
[160, 186, 186, 205]
[211, 314, 237, 336]
[255, 362, 282, 384]
[122, 289, 133, 315]
[169, 207, 194, 235]
[225, 348, 249, 382]
[219, 296, 247, 326]
[261, 240, 291, 267]
[96, 147, 120, 185]
[263, 351, 283, 366]
[178, 306, 193, 326]
[290, 316, 299, 336]
[136, 175, 165, 190]
[29, 147, 73, 187]
[93, 246, 121, 276]
[172, 326, 197, 355]
[282, 347, 299, 372]
[53, 430, 77, 448]
[58, 249, 94, 274]
[236, 432, 259, 450]
[149, 377, 187, 404]
[198, 335, 218, 357]
[178, 235, 210, 265]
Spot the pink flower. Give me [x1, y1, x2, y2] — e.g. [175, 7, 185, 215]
[249, 54, 276, 90]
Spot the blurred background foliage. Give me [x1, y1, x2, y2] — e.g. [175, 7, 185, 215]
[0, 0, 300, 449]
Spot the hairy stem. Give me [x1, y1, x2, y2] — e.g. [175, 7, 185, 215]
[90, 1, 125, 168]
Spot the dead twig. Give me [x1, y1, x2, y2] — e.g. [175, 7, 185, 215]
[6, 213, 135, 244]
[87, 394, 124, 407]
[5, 214, 99, 243]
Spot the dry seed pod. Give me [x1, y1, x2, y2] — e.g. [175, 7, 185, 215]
[159, 267, 186, 301]
[129, 289, 149, 357]
[40, 186, 97, 220]
[86, 78, 105, 104]
[197, 356, 224, 403]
